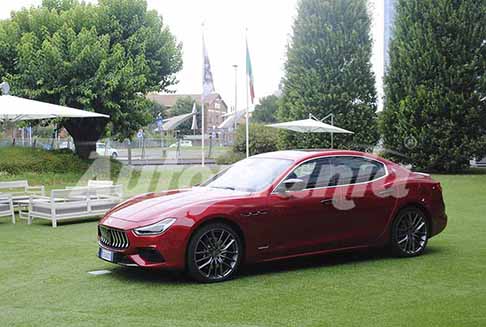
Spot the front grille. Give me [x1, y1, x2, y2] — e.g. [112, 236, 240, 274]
[98, 225, 129, 249]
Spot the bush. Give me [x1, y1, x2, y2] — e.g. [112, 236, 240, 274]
[233, 123, 279, 156]
[0, 147, 122, 177]
[215, 151, 246, 165]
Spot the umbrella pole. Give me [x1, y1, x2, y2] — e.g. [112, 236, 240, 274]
[331, 114, 334, 149]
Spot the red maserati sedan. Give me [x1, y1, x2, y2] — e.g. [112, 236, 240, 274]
[97, 150, 447, 282]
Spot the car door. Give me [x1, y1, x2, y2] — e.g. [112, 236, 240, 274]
[264, 157, 342, 257]
[327, 156, 397, 247]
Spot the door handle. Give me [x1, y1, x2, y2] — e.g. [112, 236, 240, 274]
[320, 198, 333, 205]
[378, 188, 394, 196]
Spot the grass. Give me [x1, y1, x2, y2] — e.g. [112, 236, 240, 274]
[1, 170, 486, 326]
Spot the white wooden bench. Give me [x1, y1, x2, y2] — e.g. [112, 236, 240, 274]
[0, 194, 15, 224]
[28, 185, 123, 228]
[0, 180, 45, 205]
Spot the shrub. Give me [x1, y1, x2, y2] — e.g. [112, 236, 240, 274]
[0, 147, 121, 177]
[215, 151, 246, 165]
[233, 123, 279, 156]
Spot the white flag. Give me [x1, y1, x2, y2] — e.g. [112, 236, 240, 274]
[202, 34, 215, 99]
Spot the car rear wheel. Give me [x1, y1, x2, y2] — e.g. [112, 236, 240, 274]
[391, 207, 429, 257]
[187, 223, 242, 283]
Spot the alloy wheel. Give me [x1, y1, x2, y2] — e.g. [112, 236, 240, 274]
[194, 228, 239, 280]
[394, 210, 428, 255]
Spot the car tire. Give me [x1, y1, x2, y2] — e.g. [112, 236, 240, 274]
[390, 207, 429, 257]
[187, 222, 243, 283]
[111, 153, 118, 159]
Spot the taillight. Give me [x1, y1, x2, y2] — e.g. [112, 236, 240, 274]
[433, 182, 442, 192]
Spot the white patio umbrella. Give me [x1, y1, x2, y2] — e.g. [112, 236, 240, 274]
[218, 109, 247, 129]
[266, 114, 353, 148]
[161, 112, 195, 131]
[0, 95, 109, 122]
[190, 102, 198, 131]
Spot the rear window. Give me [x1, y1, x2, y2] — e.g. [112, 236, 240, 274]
[332, 156, 386, 185]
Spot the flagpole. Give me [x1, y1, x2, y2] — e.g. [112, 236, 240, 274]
[201, 99, 205, 166]
[245, 79, 249, 158]
[201, 24, 206, 167]
[245, 31, 250, 158]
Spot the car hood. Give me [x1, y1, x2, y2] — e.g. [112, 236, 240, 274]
[105, 187, 249, 224]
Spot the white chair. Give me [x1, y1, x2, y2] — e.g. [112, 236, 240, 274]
[66, 180, 114, 190]
[28, 185, 123, 228]
[0, 180, 45, 205]
[0, 194, 15, 224]
[88, 180, 114, 187]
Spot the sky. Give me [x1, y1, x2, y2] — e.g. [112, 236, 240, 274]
[0, 0, 385, 111]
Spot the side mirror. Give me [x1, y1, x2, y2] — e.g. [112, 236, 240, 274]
[281, 178, 305, 192]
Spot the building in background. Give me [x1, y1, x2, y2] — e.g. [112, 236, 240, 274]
[147, 93, 229, 133]
[384, 0, 396, 71]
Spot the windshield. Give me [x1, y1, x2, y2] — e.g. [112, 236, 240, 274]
[202, 157, 293, 192]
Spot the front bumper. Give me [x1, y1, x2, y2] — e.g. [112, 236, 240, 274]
[97, 224, 188, 270]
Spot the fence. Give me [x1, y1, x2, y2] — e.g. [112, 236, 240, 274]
[0, 136, 232, 165]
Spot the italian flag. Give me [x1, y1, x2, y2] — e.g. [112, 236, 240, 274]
[246, 39, 255, 104]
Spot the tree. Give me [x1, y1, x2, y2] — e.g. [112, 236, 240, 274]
[382, 0, 486, 172]
[148, 101, 166, 122]
[0, 0, 182, 158]
[278, 0, 379, 151]
[252, 95, 279, 124]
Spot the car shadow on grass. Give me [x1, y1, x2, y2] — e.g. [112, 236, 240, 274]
[240, 248, 390, 278]
[240, 246, 443, 278]
[109, 266, 189, 284]
[104, 246, 444, 285]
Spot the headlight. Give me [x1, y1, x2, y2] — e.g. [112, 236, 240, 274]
[133, 218, 177, 236]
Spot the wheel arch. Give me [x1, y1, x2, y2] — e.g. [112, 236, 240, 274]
[393, 202, 433, 237]
[185, 216, 247, 268]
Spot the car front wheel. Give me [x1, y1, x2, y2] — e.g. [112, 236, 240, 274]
[187, 223, 242, 283]
[391, 207, 429, 257]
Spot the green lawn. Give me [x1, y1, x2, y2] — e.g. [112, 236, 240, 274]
[1, 171, 486, 326]
[0, 165, 221, 197]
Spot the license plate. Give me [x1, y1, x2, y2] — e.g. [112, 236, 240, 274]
[99, 247, 114, 262]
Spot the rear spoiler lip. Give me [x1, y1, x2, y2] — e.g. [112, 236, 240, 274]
[412, 172, 433, 180]
[414, 172, 431, 177]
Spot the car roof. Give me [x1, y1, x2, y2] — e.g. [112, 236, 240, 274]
[252, 149, 385, 163]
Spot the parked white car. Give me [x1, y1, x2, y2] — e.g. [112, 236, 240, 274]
[97, 143, 119, 159]
[470, 157, 486, 167]
[169, 140, 193, 148]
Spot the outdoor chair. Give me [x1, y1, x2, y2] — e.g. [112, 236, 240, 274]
[66, 180, 114, 190]
[0, 193, 16, 224]
[87, 180, 114, 188]
[0, 180, 45, 205]
[28, 185, 123, 228]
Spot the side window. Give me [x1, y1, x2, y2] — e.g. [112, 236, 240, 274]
[311, 158, 333, 188]
[286, 160, 317, 189]
[280, 157, 333, 191]
[332, 156, 386, 186]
